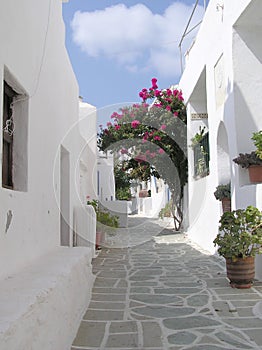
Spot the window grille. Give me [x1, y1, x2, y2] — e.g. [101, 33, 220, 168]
[193, 132, 210, 178]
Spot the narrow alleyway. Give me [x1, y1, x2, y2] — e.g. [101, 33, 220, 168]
[71, 217, 262, 350]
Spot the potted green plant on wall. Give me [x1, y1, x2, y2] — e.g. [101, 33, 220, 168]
[213, 205, 262, 288]
[87, 199, 119, 250]
[233, 131, 262, 183]
[214, 183, 231, 212]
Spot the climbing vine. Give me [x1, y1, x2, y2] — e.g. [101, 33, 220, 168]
[97, 78, 188, 230]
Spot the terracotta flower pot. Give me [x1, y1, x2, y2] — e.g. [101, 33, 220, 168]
[248, 165, 262, 183]
[96, 231, 103, 250]
[226, 256, 255, 289]
[221, 198, 231, 213]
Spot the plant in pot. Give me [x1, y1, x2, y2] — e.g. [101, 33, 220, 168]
[213, 205, 262, 289]
[233, 130, 262, 183]
[214, 183, 231, 212]
[87, 199, 119, 250]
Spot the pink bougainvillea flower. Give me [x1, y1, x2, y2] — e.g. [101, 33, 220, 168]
[166, 89, 172, 96]
[106, 122, 112, 127]
[177, 92, 184, 101]
[154, 89, 161, 97]
[160, 124, 167, 130]
[173, 111, 178, 117]
[158, 149, 165, 154]
[154, 135, 161, 141]
[135, 154, 147, 163]
[110, 112, 118, 119]
[150, 152, 156, 158]
[173, 89, 179, 97]
[166, 106, 171, 111]
[139, 88, 149, 101]
[114, 124, 121, 130]
[120, 148, 128, 154]
[131, 120, 140, 128]
[151, 78, 158, 89]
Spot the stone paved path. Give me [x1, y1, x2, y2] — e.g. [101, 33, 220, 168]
[71, 216, 262, 349]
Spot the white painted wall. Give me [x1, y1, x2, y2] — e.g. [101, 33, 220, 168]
[78, 99, 97, 202]
[0, 0, 95, 348]
[0, 0, 80, 277]
[179, 0, 262, 255]
[97, 151, 115, 201]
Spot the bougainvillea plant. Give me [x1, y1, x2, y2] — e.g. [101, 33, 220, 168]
[97, 78, 188, 230]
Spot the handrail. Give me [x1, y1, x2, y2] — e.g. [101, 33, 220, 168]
[178, 0, 208, 73]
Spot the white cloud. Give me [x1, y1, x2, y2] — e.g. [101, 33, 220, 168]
[71, 2, 204, 78]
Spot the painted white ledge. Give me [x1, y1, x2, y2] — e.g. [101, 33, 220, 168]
[0, 247, 95, 350]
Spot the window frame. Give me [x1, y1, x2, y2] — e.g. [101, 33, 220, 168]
[2, 82, 17, 189]
[193, 132, 210, 179]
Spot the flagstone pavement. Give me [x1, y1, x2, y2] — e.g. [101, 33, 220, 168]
[71, 216, 262, 350]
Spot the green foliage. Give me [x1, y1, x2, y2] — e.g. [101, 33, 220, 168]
[114, 164, 131, 200]
[159, 201, 173, 219]
[214, 183, 231, 201]
[252, 130, 262, 159]
[87, 199, 119, 228]
[96, 210, 119, 228]
[97, 78, 188, 231]
[116, 187, 131, 200]
[233, 130, 262, 167]
[190, 126, 206, 147]
[233, 151, 262, 168]
[213, 206, 262, 260]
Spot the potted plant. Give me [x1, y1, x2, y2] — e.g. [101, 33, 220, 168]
[87, 199, 119, 250]
[214, 183, 231, 212]
[233, 131, 262, 183]
[213, 205, 262, 288]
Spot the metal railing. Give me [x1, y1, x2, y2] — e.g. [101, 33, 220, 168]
[178, 0, 209, 73]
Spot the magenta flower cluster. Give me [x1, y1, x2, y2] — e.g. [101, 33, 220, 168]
[138, 78, 184, 117]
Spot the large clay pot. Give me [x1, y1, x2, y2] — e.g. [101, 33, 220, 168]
[226, 256, 255, 289]
[248, 165, 262, 183]
[221, 198, 231, 213]
[96, 231, 103, 250]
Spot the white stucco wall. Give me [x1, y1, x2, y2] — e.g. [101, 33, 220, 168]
[97, 151, 115, 201]
[179, 0, 262, 254]
[0, 0, 95, 348]
[0, 0, 80, 277]
[79, 99, 97, 202]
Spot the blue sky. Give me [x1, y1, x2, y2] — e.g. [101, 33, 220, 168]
[62, 1, 206, 111]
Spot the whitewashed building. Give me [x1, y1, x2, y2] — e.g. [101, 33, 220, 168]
[0, 0, 96, 349]
[179, 0, 262, 274]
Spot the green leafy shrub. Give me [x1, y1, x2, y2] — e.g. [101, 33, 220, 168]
[233, 130, 262, 167]
[159, 201, 173, 219]
[252, 130, 262, 159]
[214, 183, 231, 201]
[213, 206, 262, 261]
[87, 199, 119, 228]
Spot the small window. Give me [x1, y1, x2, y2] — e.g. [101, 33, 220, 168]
[2, 82, 17, 188]
[2, 71, 28, 191]
[193, 132, 210, 178]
